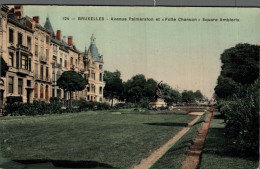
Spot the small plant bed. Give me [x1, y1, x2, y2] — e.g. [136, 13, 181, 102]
[150, 112, 208, 169]
[0, 109, 192, 169]
[199, 111, 259, 169]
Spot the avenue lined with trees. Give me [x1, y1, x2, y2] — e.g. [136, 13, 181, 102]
[0, 43, 258, 169]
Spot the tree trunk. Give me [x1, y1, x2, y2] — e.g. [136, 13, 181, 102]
[70, 91, 72, 108]
[111, 96, 114, 107]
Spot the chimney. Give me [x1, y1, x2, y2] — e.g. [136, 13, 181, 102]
[68, 36, 73, 46]
[33, 16, 40, 24]
[56, 30, 61, 41]
[14, 5, 23, 18]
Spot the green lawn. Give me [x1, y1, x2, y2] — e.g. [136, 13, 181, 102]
[151, 112, 208, 169]
[199, 111, 259, 169]
[0, 109, 192, 169]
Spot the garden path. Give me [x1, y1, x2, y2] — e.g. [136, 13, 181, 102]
[131, 111, 205, 169]
[180, 107, 214, 169]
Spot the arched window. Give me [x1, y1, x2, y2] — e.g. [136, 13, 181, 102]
[40, 84, 44, 98]
[45, 85, 49, 101]
[34, 83, 38, 98]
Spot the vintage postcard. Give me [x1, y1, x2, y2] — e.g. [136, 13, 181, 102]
[0, 5, 259, 169]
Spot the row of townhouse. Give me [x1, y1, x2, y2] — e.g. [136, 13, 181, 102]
[0, 5, 105, 107]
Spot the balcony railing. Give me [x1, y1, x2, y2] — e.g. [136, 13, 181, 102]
[17, 68, 31, 75]
[16, 44, 30, 52]
[34, 74, 51, 82]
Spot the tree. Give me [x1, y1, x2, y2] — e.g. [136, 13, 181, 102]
[0, 57, 8, 77]
[214, 75, 241, 100]
[57, 71, 87, 107]
[215, 43, 259, 99]
[123, 74, 146, 103]
[103, 70, 123, 106]
[181, 90, 195, 103]
[220, 43, 259, 84]
[194, 90, 203, 100]
[162, 84, 182, 106]
[143, 78, 157, 101]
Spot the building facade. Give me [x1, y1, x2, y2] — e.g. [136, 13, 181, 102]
[0, 5, 105, 107]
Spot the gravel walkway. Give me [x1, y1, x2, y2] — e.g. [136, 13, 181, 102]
[131, 113, 204, 169]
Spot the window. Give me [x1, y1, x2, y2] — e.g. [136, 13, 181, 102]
[71, 57, 73, 67]
[92, 72, 95, 80]
[45, 85, 49, 101]
[9, 52, 14, 67]
[16, 51, 19, 68]
[76, 59, 78, 66]
[52, 71, 55, 82]
[35, 44, 38, 56]
[27, 36, 31, 48]
[18, 32, 23, 45]
[9, 29, 13, 43]
[60, 58, 62, 65]
[46, 36, 49, 44]
[64, 60, 67, 67]
[29, 59, 31, 71]
[27, 80, 31, 87]
[99, 87, 102, 94]
[57, 89, 61, 98]
[18, 78, 23, 95]
[46, 67, 49, 81]
[23, 55, 28, 70]
[0, 18, 2, 26]
[46, 49, 49, 59]
[40, 84, 44, 98]
[34, 63, 38, 77]
[52, 88, 55, 97]
[99, 73, 102, 81]
[8, 76, 13, 93]
[99, 65, 103, 70]
[34, 83, 38, 98]
[40, 65, 43, 80]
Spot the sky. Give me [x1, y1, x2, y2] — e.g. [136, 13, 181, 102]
[22, 6, 260, 98]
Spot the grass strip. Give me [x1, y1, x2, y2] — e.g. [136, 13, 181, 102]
[151, 112, 208, 169]
[199, 111, 258, 169]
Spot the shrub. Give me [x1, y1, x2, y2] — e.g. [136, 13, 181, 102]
[50, 97, 60, 103]
[219, 80, 259, 155]
[3, 100, 62, 116]
[138, 98, 150, 109]
[114, 102, 135, 109]
[77, 100, 110, 111]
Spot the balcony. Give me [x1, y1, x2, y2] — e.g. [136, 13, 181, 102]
[34, 74, 51, 83]
[39, 55, 48, 63]
[80, 68, 87, 73]
[17, 68, 32, 76]
[52, 62, 62, 69]
[16, 44, 30, 52]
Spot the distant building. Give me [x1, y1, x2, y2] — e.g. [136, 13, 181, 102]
[0, 5, 105, 107]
